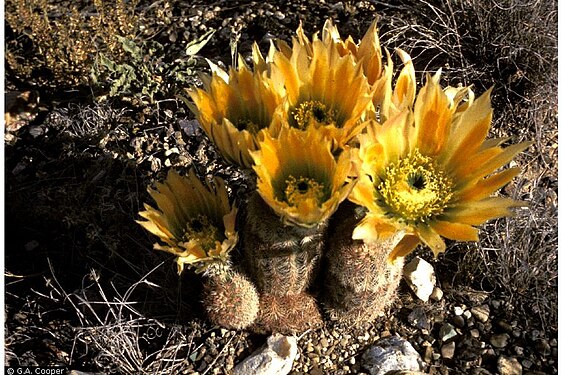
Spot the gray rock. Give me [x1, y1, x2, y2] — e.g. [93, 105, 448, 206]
[403, 257, 436, 302]
[490, 333, 510, 348]
[497, 356, 522, 375]
[471, 305, 490, 322]
[361, 336, 423, 375]
[407, 307, 430, 330]
[233, 334, 298, 375]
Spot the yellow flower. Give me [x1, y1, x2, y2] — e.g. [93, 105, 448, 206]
[251, 126, 356, 227]
[187, 61, 283, 168]
[320, 20, 416, 124]
[270, 28, 373, 149]
[350, 72, 530, 261]
[137, 169, 238, 273]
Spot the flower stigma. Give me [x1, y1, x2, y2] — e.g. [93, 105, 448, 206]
[377, 149, 453, 223]
[183, 214, 222, 251]
[284, 175, 326, 207]
[292, 100, 336, 130]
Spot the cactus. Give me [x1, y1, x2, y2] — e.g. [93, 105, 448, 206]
[240, 192, 325, 333]
[321, 202, 404, 325]
[202, 269, 260, 330]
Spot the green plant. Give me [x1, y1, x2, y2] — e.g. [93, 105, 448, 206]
[92, 30, 215, 104]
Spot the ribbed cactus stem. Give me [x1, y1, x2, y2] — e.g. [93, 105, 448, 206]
[202, 268, 260, 330]
[241, 192, 326, 296]
[241, 192, 325, 333]
[322, 202, 405, 325]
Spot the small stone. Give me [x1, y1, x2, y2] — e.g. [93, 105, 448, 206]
[320, 338, 329, 348]
[233, 334, 298, 375]
[490, 333, 510, 348]
[452, 315, 465, 328]
[454, 306, 464, 316]
[408, 307, 431, 330]
[498, 320, 513, 333]
[535, 339, 551, 356]
[439, 323, 457, 342]
[403, 257, 436, 302]
[491, 300, 501, 309]
[513, 346, 524, 356]
[349, 357, 356, 365]
[430, 287, 443, 301]
[361, 336, 423, 375]
[441, 342, 455, 359]
[497, 356, 522, 375]
[521, 359, 533, 369]
[471, 305, 490, 322]
[470, 329, 480, 338]
[463, 310, 472, 320]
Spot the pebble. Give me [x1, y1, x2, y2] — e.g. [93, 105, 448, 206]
[471, 305, 490, 322]
[535, 338, 551, 356]
[430, 287, 443, 301]
[453, 306, 464, 316]
[320, 338, 329, 348]
[233, 334, 297, 375]
[497, 356, 522, 375]
[452, 315, 465, 328]
[490, 333, 510, 348]
[403, 257, 436, 302]
[441, 342, 455, 359]
[513, 346, 524, 356]
[491, 300, 501, 309]
[439, 323, 457, 342]
[498, 320, 513, 333]
[470, 329, 480, 338]
[408, 307, 431, 330]
[521, 359, 533, 369]
[361, 336, 423, 375]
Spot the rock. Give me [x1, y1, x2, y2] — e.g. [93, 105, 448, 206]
[408, 307, 431, 330]
[441, 341, 455, 359]
[361, 336, 423, 375]
[430, 287, 443, 301]
[452, 315, 465, 328]
[497, 356, 522, 375]
[471, 305, 490, 322]
[439, 323, 457, 342]
[233, 334, 298, 375]
[535, 338, 551, 356]
[490, 333, 510, 348]
[403, 257, 436, 302]
[453, 306, 464, 316]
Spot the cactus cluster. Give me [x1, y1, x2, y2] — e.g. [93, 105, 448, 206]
[137, 18, 528, 333]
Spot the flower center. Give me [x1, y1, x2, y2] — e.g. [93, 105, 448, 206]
[377, 150, 453, 223]
[284, 175, 326, 207]
[292, 100, 335, 130]
[235, 118, 261, 134]
[183, 214, 222, 251]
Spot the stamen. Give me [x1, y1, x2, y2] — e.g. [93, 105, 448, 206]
[377, 150, 453, 223]
[284, 175, 326, 207]
[183, 214, 223, 251]
[292, 100, 335, 130]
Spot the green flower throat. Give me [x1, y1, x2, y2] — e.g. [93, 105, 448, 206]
[378, 150, 453, 223]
